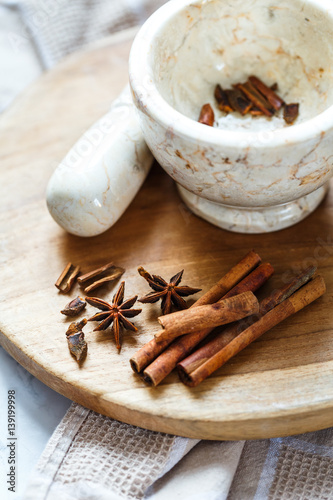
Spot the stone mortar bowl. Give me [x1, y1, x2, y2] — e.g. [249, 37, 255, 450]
[129, 0, 333, 233]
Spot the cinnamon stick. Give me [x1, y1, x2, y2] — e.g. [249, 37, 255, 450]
[77, 262, 115, 284]
[155, 292, 259, 343]
[225, 89, 252, 115]
[83, 268, 125, 293]
[177, 266, 316, 377]
[198, 104, 215, 126]
[214, 84, 233, 113]
[194, 250, 261, 307]
[249, 76, 284, 111]
[235, 82, 274, 117]
[258, 265, 316, 315]
[222, 262, 274, 299]
[142, 261, 272, 386]
[129, 250, 261, 373]
[78, 262, 125, 294]
[55, 262, 80, 293]
[179, 275, 326, 387]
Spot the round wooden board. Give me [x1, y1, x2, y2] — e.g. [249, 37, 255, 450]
[1, 28, 333, 441]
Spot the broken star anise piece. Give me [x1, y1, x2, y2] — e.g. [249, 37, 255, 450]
[86, 281, 142, 351]
[66, 319, 88, 362]
[61, 296, 86, 316]
[137, 267, 202, 316]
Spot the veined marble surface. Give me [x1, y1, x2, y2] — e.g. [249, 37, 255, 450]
[0, 6, 71, 499]
[130, 0, 333, 233]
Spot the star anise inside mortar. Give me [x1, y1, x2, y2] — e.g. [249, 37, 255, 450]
[86, 281, 142, 350]
[138, 267, 202, 315]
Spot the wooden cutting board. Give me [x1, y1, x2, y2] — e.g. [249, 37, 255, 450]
[1, 28, 333, 441]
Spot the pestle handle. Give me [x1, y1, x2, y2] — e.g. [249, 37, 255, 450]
[46, 86, 153, 237]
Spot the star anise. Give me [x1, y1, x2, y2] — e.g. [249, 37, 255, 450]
[137, 267, 201, 315]
[86, 281, 141, 350]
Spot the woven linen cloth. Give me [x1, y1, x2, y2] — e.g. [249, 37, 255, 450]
[24, 403, 333, 500]
[23, 403, 243, 500]
[13, 0, 166, 67]
[2, 1, 332, 498]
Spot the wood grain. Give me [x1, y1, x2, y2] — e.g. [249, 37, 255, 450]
[0, 28, 333, 440]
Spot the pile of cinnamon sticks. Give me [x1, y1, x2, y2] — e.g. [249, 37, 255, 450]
[130, 251, 325, 387]
[198, 75, 300, 127]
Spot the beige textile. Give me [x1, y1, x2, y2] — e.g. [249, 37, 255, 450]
[24, 404, 200, 500]
[16, 0, 166, 67]
[24, 403, 245, 500]
[24, 403, 333, 500]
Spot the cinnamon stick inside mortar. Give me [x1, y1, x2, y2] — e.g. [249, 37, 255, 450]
[180, 275, 326, 387]
[177, 266, 316, 378]
[142, 262, 273, 386]
[155, 292, 259, 343]
[248, 76, 284, 111]
[198, 103, 215, 126]
[235, 81, 274, 117]
[129, 250, 261, 373]
[214, 84, 233, 113]
[225, 89, 252, 115]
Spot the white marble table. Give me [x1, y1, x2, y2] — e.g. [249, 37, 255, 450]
[0, 5, 71, 499]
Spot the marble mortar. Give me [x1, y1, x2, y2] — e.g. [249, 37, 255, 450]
[129, 0, 333, 233]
